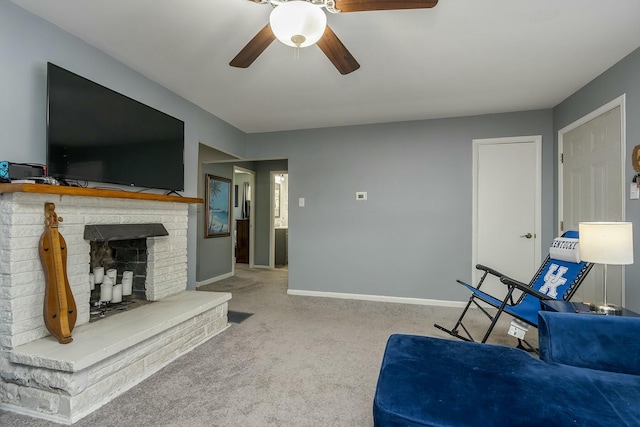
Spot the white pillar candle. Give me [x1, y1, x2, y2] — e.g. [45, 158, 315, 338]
[93, 267, 104, 284]
[100, 282, 113, 302]
[89, 273, 95, 291]
[111, 284, 123, 303]
[122, 278, 133, 296]
[106, 268, 117, 282]
[122, 271, 133, 296]
[102, 275, 113, 286]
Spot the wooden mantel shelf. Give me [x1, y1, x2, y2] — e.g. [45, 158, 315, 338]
[0, 183, 202, 204]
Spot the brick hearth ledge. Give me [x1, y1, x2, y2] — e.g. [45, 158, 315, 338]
[1, 291, 230, 424]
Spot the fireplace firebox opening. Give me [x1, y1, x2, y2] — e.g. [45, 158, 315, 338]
[84, 222, 169, 322]
[89, 239, 151, 322]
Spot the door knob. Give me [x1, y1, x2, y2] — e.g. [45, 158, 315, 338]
[520, 233, 533, 239]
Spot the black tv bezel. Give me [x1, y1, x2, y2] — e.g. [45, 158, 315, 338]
[46, 62, 185, 192]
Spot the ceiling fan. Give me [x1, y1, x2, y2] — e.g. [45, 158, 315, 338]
[229, 0, 439, 75]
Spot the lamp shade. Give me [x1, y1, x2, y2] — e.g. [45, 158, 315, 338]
[269, 1, 327, 48]
[579, 222, 634, 265]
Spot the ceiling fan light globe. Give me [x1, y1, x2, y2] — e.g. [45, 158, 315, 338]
[269, 1, 327, 48]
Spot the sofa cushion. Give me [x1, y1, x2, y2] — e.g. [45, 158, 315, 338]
[539, 311, 640, 375]
[374, 334, 640, 427]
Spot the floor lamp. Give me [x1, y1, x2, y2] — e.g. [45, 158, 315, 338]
[579, 222, 634, 315]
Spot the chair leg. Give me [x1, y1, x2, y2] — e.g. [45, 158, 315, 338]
[434, 297, 475, 338]
[479, 285, 521, 343]
[480, 307, 504, 343]
[434, 295, 496, 342]
[433, 323, 472, 342]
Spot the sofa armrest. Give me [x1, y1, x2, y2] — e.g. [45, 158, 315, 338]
[538, 311, 640, 375]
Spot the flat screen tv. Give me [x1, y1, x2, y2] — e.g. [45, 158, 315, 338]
[46, 62, 185, 191]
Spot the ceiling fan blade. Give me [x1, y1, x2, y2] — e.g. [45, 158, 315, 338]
[334, 0, 438, 12]
[229, 24, 276, 68]
[316, 26, 360, 75]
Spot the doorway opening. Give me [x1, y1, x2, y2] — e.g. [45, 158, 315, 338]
[234, 167, 255, 271]
[271, 171, 288, 269]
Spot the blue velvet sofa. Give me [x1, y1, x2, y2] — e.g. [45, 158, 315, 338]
[373, 311, 640, 426]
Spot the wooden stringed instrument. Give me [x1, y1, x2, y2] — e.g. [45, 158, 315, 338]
[39, 202, 77, 344]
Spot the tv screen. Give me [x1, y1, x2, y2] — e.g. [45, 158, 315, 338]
[46, 62, 185, 191]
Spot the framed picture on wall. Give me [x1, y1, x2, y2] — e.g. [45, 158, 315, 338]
[205, 174, 231, 238]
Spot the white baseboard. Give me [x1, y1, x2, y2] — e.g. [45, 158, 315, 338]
[195, 272, 234, 288]
[252, 264, 271, 269]
[286, 289, 467, 308]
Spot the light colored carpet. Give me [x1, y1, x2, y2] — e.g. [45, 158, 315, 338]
[0, 265, 533, 426]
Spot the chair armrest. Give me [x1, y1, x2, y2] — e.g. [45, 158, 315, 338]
[475, 264, 505, 278]
[538, 311, 640, 375]
[456, 264, 507, 291]
[499, 275, 551, 300]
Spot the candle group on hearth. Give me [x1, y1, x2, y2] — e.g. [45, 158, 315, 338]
[91, 267, 134, 302]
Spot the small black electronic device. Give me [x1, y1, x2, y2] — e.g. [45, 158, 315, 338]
[0, 161, 46, 180]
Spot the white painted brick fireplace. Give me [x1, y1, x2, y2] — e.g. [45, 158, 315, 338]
[0, 185, 230, 424]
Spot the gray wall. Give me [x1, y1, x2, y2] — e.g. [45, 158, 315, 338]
[197, 163, 235, 281]
[246, 111, 555, 301]
[0, 2, 245, 289]
[554, 47, 640, 311]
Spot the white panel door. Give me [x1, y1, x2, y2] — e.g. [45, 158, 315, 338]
[561, 105, 623, 304]
[473, 137, 541, 299]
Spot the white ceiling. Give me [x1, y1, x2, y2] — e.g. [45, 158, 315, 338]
[12, 0, 640, 134]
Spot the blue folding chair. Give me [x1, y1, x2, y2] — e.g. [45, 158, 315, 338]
[434, 231, 593, 349]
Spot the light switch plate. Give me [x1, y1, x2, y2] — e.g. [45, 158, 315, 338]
[299, 197, 305, 207]
[631, 183, 639, 200]
[355, 191, 367, 201]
